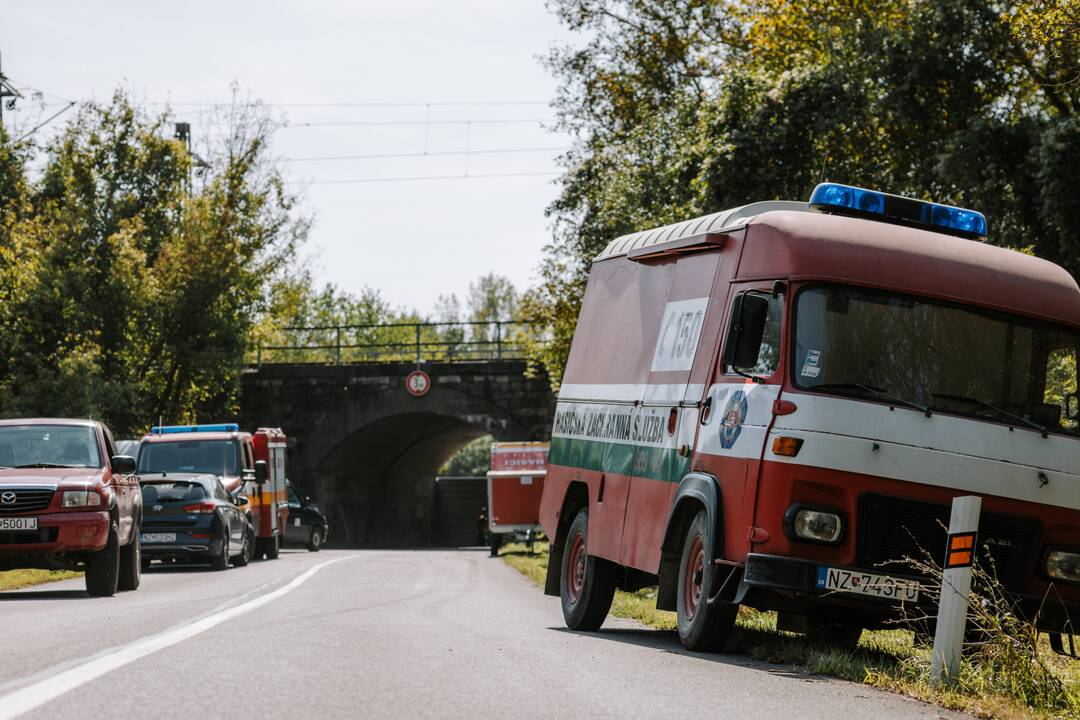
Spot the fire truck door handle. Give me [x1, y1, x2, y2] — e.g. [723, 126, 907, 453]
[700, 396, 713, 425]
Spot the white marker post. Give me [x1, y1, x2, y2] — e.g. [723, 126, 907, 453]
[931, 495, 982, 686]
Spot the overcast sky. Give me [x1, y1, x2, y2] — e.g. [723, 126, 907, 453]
[1, 0, 575, 315]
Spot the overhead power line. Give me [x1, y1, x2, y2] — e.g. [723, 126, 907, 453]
[140, 99, 550, 108]
[282, 145, 566, 162]
[281, 118, 549, 128]
[293, 170, 559, 186]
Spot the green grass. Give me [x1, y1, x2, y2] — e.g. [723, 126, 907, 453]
[500, 543, 1080, 719]
[0, 569, 81, 592]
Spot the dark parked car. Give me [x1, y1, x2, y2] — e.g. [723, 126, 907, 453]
[140, 474, 254, 570]
[285, 480, 328, 551]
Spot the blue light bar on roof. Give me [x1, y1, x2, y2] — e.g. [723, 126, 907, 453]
[809, 183, 988, 239]
[150, 423, 239, 435]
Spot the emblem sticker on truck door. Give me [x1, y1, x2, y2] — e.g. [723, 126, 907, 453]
[651, 297, 709, 373]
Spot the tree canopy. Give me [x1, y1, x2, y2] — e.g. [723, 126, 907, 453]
[524, 0, 1080, 388]
[0, 92, 307, 434]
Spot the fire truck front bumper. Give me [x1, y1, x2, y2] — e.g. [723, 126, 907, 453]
[738, 553, 1080, 634]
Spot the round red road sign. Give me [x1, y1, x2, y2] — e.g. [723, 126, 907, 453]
[405, 370, 431, 397]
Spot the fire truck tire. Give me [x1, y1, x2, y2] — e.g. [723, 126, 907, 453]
[559, 508, 616, 631]
[211, 535, 230, 571]
[806, 619, 863, 650]
[677, 510, 737, 652]
[307, 526, 324, 552]
[117, 527, 142, 591]
[264, 533, 280, 560]
[85, 521, 121, 597]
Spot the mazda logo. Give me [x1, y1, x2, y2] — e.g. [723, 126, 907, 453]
[0, 492, 15, 505]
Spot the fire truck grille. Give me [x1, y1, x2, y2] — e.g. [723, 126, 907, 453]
[856, 494, 1041, 592]
[0, 488, 56, 515]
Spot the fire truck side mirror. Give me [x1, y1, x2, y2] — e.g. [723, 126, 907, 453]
[723, 293, 769, 370]
[254, 460, 268, 485]
[1065, 392, 1080, 422]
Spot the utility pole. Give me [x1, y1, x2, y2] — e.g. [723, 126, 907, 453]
[0, 51, 26, 128]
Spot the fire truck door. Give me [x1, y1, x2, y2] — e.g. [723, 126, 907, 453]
[618, 250, 726, 572]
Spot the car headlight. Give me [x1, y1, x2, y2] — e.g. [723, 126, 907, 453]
[788, 507, 843, 544]
[61, 490, 103, 509]
[1046, 550, 1080, 583]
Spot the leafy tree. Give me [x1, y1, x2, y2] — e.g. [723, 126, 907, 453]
[528, 0, 1080, 388]
[0, 91, 307, 434]
[438, 436, 493, 477]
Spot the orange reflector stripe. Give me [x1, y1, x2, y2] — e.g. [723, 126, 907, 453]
[772, 437, 803, 457]
[944, 532, 978, 568]
[947, 551, 972, 566]
[949, 535, 974, 551]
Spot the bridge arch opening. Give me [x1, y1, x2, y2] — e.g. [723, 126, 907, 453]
[315, 412, 494, 547]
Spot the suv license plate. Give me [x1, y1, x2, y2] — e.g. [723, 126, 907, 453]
[816, 566, 920, 602]
[0, 517, 38, 531]
[141, 533, 176, 544]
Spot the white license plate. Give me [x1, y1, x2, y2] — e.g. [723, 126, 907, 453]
[141, 532, 176, 544]
[816, 566, 920, 602]
[0, 517, 38, 531]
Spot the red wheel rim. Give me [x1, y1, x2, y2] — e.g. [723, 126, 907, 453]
[684, 534, 705, 620]
[566, 531, 586, 604]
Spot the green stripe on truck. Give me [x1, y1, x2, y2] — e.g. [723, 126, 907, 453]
[548, 437, 690, 484]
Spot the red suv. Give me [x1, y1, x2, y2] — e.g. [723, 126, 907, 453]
[0, 419, 143, 596]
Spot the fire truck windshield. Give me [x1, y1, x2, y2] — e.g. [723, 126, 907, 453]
[793, 285, 1080, 436]
[138, 439, 241, 476]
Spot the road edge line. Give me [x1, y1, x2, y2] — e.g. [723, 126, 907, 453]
[0, 555, 354, 720]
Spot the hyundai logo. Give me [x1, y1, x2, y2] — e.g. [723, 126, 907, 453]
[0, 491, 15, 505]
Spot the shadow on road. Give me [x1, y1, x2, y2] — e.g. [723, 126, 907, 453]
[0, 589, 87, 601]
[549, 625, 805, 674]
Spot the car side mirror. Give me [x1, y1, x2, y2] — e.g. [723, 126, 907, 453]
[111, 455, 136, 474]
[254, 460, 268, 485]
[304, 495, 312, 505]
[723, 293, 769, 370]
[235, 495, 250, 508]
[1065, 392, 1080, 421]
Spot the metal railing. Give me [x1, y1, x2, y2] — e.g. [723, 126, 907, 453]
[253, 319, 542, 366]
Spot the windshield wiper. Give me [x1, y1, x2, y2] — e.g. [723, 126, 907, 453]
[13, 463, 80, 469]
[931, 392, 1048, 438]
[813, 382, 932, 417]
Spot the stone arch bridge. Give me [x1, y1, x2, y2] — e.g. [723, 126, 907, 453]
[239, 358, 555, 547]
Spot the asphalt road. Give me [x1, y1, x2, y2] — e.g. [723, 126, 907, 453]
[0, 549, 966, 719]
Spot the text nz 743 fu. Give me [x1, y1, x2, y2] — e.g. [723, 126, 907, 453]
[539, 184, 1080, 652]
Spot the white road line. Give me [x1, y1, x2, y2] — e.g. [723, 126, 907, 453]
[0, 556, 353, 720]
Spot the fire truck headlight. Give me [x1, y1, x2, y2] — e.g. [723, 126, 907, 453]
[1046, 550, 1080, 583]
[786, 506, 843, 544]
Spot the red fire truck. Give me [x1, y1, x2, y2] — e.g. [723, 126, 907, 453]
[539, 183, 1080, 652]
[486, 442, 547, 553]
[137, 424, 288, 560]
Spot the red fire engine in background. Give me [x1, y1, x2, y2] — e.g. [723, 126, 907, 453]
[486, 442, 547, 555]
[138, 423, 288, 559]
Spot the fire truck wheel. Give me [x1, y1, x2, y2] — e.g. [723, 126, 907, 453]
[806, 619, 863, 650]
[117, 526, 141, 591]
[307, 526, 324, 552]
[676, 510, 737, 652]
[264, 533, 280, 560]
[85, 521, 121, 597]
[559, 508, 616, 631]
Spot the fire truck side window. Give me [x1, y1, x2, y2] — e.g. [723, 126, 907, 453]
[726, 292, 784, 377]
